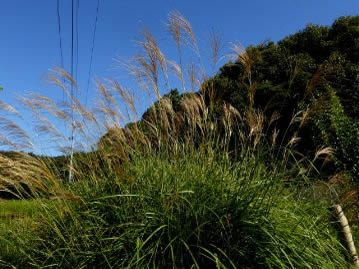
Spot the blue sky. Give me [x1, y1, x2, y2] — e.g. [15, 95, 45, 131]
[0, 0, 359, 155]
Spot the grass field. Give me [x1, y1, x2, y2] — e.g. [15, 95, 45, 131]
[0, 199, 59, 267]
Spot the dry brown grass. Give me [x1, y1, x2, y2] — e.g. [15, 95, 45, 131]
[0, 152, 62, 199]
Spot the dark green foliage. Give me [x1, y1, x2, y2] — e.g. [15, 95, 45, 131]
[329, 16, 359, 62]
[278, 24, 331, 62]
[312, 89, 359, 180]
[201, 16, 359, 181]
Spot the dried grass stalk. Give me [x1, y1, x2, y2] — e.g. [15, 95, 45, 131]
[167, 11, 198, 53]
[209, 29, 222, 68]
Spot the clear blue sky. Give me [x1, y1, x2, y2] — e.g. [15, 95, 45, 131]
[0, 0, 358, 155]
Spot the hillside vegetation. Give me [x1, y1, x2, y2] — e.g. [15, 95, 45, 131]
[0, 13, 359, 268]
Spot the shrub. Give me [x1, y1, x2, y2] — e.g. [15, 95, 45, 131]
[313, 89, 359, 181]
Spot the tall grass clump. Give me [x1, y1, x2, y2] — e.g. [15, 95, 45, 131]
[0, 11, 354, 268]
[11, 149, 350, 268]
[20, 151, 276, 268]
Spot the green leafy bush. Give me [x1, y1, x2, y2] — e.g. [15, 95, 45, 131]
[313, 89, 359, 181]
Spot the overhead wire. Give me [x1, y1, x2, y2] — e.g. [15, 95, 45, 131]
[71, 0, 74, 97]
[69, 0, 75, 183]
[56, 0, 64, 69]
[85, 0, 101, 106]
[75, 0, 80, 86]
[56, 0, 65, 100]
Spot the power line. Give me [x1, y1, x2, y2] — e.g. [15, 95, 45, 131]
[56, 0, 65, 101]
[69, 0, 75, 183]
[85, 0, 101, 106]
[75, 0, 80, 84]
[56, 0, 64, 69]
[71, 0, 74, 87]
